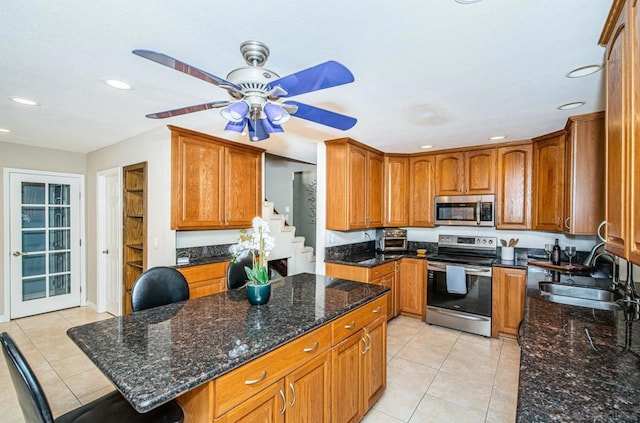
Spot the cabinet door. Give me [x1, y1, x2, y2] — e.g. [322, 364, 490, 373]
[384, 156, 409, 227]
[496, 144, 532, 229]
[604, 7, 630, 258]
[370, 273, 394, 319]
[331, 331, 364, 423]
[216, 381, 285, 423]
[398, 258, 425, 318]
[366, 151, 384, 227]
[348, 144, 368, 228]
[435, 152, 464, 195]
[532, 133, 565, 231]
[466, 148, 496, 194]
[631, 1, 640, 265]
[178, 262, 229, 298]
[362, 316, 386, 412]
[225, 147, 262, 228]
[409, 155, 436, 227]
[491, 267, 526, 338]
[284, 351, 330, 423]
[172, 135, 225, 228]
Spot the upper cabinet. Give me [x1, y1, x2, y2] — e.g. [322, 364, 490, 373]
[600, 0, 639, 263]
[564, 112, 606, 235]
[384, 155, 409, 227]
[435, 148, 496, 196]
[532, 131, 565, 232]
[496, 143, 532, 230]
[326, 138, 384, 230]
[409, 155, 436, 227]
[169, 126, 264, 230]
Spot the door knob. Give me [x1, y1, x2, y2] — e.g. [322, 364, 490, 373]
[102, 249, 109, 254]
[12, 251, 26, 257]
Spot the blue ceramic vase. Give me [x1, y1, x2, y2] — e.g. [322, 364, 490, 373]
[246, 282, 271, 305]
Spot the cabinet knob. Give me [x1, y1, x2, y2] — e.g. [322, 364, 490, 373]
[372, 307, 381, 314]
[564, 217, 571, 229]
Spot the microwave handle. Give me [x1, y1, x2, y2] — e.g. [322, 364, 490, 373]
[476, 201, 481, 226]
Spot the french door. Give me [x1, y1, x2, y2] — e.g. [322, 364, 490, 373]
[9, 171, 82, 318]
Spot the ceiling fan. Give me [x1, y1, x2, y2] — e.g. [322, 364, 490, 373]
[133, 41, 357, 141]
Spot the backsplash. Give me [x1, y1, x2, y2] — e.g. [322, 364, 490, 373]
[176, 244, 233, 262]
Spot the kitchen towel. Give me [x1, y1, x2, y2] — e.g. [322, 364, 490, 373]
[446, 265, 467, 295]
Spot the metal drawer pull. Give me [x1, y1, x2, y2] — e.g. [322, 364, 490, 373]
[244, 370, 267, 385]
[365, 333, 372, 353]
[361, 336, 368, 354]
[289, 382, 296, 407]
[279, 389, 286, 414]
[344, 321, 356, 329]
[372, 307, 381, 314]
[303, 341, 319, 352]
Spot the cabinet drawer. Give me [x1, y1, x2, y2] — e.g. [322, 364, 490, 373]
[213, 324, 331, 417]
[331, 295, 387, 344]
[368, 262, 395, 279]
[178, 262, 228, 281]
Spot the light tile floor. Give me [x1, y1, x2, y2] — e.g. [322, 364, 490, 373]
[0, 309, 520, 423]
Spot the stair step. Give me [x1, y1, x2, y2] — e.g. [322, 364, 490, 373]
[291, 236, 305, 244]
[281, 226, 295, 232]
[269, 214, 285, 221]
[300, 246, 314, 254]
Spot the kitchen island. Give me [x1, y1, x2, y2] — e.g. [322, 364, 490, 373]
[67, 273, 389, 422]
[517, 268, 640, 422]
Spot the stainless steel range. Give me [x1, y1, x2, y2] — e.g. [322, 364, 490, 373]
[426, 234, 497, 337]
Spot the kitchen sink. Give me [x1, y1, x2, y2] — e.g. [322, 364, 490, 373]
[538, 281, 622, 311]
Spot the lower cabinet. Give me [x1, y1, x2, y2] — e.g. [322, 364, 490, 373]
[177, 262, 229, 298]
[491, 266, 527, 338]
[186, 295, 388, 423]
[398, 258, 426, 319]
[331, 315, 386, 423]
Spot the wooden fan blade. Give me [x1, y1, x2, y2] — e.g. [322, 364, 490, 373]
[133, 49, 243, 96]
[145, 101, 230, 119]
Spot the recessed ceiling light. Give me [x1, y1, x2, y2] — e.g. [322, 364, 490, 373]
[420, 145, 433, 149]
[455, 0, 483, 3]
[10, 96, 39, 106]
[0, 127, 10, 133]
[557, 101, 586, 110]
[105, 79, 133, 90]
[566, 64, 603, 78]
[489, 135, 506, 141]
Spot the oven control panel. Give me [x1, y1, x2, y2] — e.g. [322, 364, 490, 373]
[437, 234, 497, 250]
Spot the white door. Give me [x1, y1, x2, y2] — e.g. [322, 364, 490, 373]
[9, 171, 82, 318]
[97, 168, 122, 316]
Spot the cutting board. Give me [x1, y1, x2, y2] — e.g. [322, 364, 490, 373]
[527, 260, 591, 272]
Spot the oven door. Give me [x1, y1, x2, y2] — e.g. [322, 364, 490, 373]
[426, 261, 492, 317]
[380, 237, 407, 251]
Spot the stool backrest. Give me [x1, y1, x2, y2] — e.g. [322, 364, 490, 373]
[131, 266, 189, 312]
[1, 332, 54, 423]
[226, 257, 253, 290]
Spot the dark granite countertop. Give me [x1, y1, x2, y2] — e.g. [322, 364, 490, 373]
[67, 273, 389, 413]
[324, 251, 426, 268]
[517, 268, 640, 422]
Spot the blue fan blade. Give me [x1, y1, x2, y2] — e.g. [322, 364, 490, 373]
[133, 50, 243, 94]
[224, 120, 247, 133]
[284, 101, 357, 130]
[268, 61, 354, 98]
[247, 119, 270, 141]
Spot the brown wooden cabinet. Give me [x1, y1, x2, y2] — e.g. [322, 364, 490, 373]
[564, 112, 606, 235]
[362, 316, 386, 411]
[496, 143, 532, 229]
[122, 162, 147, 315]
[398, 258, 426, 320]
[532, 131, 566, 231]
[600, 0, 640, 263]
[214, 381, 284, 423]
[435, 148, 496, 196]
[169, 126, 264, 230]
[491, 266, 527, 338]
[326, 138, 384, 230]
[409, 155, 436, 227]
[384, 155, 409, 227]
[285, 352, 331, 423]
[177, 262, 229, 298]
[325, 261, 398, 319]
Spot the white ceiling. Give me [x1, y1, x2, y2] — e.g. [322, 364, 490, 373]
[1, 0, 612, 163]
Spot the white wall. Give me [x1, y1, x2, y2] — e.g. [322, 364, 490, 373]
[86, 127, 175, 306]
[265, 155, 315, 223]
[0, 141, 87, 319]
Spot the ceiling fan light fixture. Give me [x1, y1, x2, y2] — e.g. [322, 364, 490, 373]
[224, 120, 246, 133]
[262, 118, 284, 134]
[264, 103, 290, 125]
[221, 101, 249, 123]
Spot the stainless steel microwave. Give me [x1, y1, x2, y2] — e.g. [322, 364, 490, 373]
[434, 194, 495, 227]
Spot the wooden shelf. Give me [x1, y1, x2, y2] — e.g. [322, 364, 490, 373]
[527, 259, 591, 272]
[123, 162, 147, 315]
[126, 261, 144, 269]
[126, 243, 144, 250]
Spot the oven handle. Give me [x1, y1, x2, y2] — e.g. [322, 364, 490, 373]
[429, 308, 490, 322]
[476, 200, 481, 226]
[427, 261, 492, 277]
